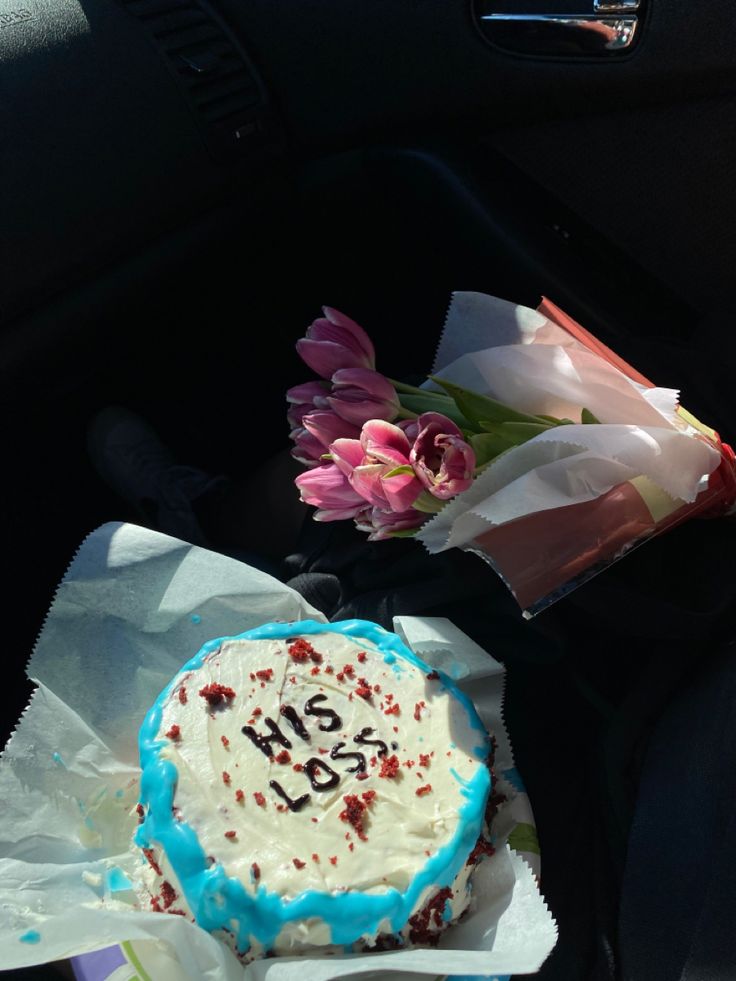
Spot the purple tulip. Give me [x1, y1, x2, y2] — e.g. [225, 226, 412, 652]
[295, 462, 367, 521]
[289, 427, 329, 468]
[290, 411, 360, 468]
[327, 368, 400, 426]
[409, 412, 476, 500]
[302, 410, 361, 449]
[331, 419, 423, 513]
[296, 307, 376, 379]
[286, 380, 330, 429]
[354, 505, 425, 541]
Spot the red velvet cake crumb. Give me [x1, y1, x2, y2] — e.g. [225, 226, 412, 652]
[143, 848, 162, 876]
[160, 881, 177, 909]
[329, 856, 337, 865]
[293, 858, 306, 869]
[255, 669, 273, 682]
[198, 683, 236, 706]
[275, 750, 291, 764]
[222, 771, 231, 785]
[166, 724, 181, 741]
[466, 836, 495, 865]
[254, 791, 266, 807]
[408, 886, 452, 944]
[339, 794, 369, 841]
[235, 789, 245, 803]
[426, 671, 440, 681]
[251, 862, 260, 880]
[224, 830, 237, 839]
[379, 755, 400, 779]
[416, 784, 432, 797]
[221, 735, 230, 748]
[288, 638, 314, 662]
[178, 686, 187, 704]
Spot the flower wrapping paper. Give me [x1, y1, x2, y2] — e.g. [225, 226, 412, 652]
[416, 292, 731, 615]
[0, 522, 556, 980]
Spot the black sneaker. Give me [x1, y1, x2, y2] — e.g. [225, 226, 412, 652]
[87, 406, 225, 546]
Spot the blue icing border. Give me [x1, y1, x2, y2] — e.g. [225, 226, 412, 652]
[137, 618, 491, 953]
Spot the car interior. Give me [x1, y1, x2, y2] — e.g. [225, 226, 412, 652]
[3, 0, 736, 978]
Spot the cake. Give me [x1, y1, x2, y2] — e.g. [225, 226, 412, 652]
[134, 619, 495, 961]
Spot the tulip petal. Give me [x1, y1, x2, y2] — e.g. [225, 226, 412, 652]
[331, 368, 397, 401]
[330, 438, 366, 477]
[286, 380, 330, 405]
[295, 464, 364, 511]
[302, 411, 361, 449]
[350, 463, 390, 508]
[297, 338, 371, 380]
[381, 470, 423, 512]
[415, 411, 465, 439]
[328, 393, 398, 427]
[361, 419, 411, 458]
[314, 506, 366, 522]
[322, 307, 376, 363]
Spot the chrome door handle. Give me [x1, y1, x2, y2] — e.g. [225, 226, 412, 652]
[476, 0, 642, 56]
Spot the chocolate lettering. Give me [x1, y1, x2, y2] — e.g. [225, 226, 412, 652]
[304, 694, 341, 732]
[279, 705, 311, 742]
[304, 757, 340, 791]
[269, 780, 311, 812]
[354, 727, 388, 756]
[330, 742, 366, 773]
[241, 718, 292, 758]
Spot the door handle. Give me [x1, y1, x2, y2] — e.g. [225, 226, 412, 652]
[476, 0, 642, 56]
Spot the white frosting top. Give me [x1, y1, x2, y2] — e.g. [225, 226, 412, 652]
[155, 631, 484, 900]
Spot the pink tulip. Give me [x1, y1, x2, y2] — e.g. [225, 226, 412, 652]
[409, 412, 476, 500]
[296, 307, 376, 379]
[331, 419, 423, 513]
[286, 380, 330, 429]
[354, 505, 425, 541]
[327, 368, 400, 426]
[295, 462, 367, 521]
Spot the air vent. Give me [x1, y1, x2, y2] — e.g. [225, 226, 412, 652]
[119, 0, 281, 163]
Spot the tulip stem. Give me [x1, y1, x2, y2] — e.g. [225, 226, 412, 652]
[389, 378, 448, 399]
[396, 406, 419, 420]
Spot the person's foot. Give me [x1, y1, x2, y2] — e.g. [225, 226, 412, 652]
[87, 407, 225, 546]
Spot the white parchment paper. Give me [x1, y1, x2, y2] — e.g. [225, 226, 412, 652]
[0, 523, 556, 979]
[416, 292, 721, 556]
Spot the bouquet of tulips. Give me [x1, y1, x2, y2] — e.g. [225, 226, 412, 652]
[287, 292, 736, 616]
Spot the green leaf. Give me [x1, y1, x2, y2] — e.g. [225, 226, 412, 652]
[429, 377, 550, 427]
[508, 822, 540, 856]
[383, 465, 415, 479]
[469, 432, 516, 467]
[581, 407, 601, 425]
[478, 420, 554, 443]
[399, 393, 473, 429]
[412, 490, 446, 514]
